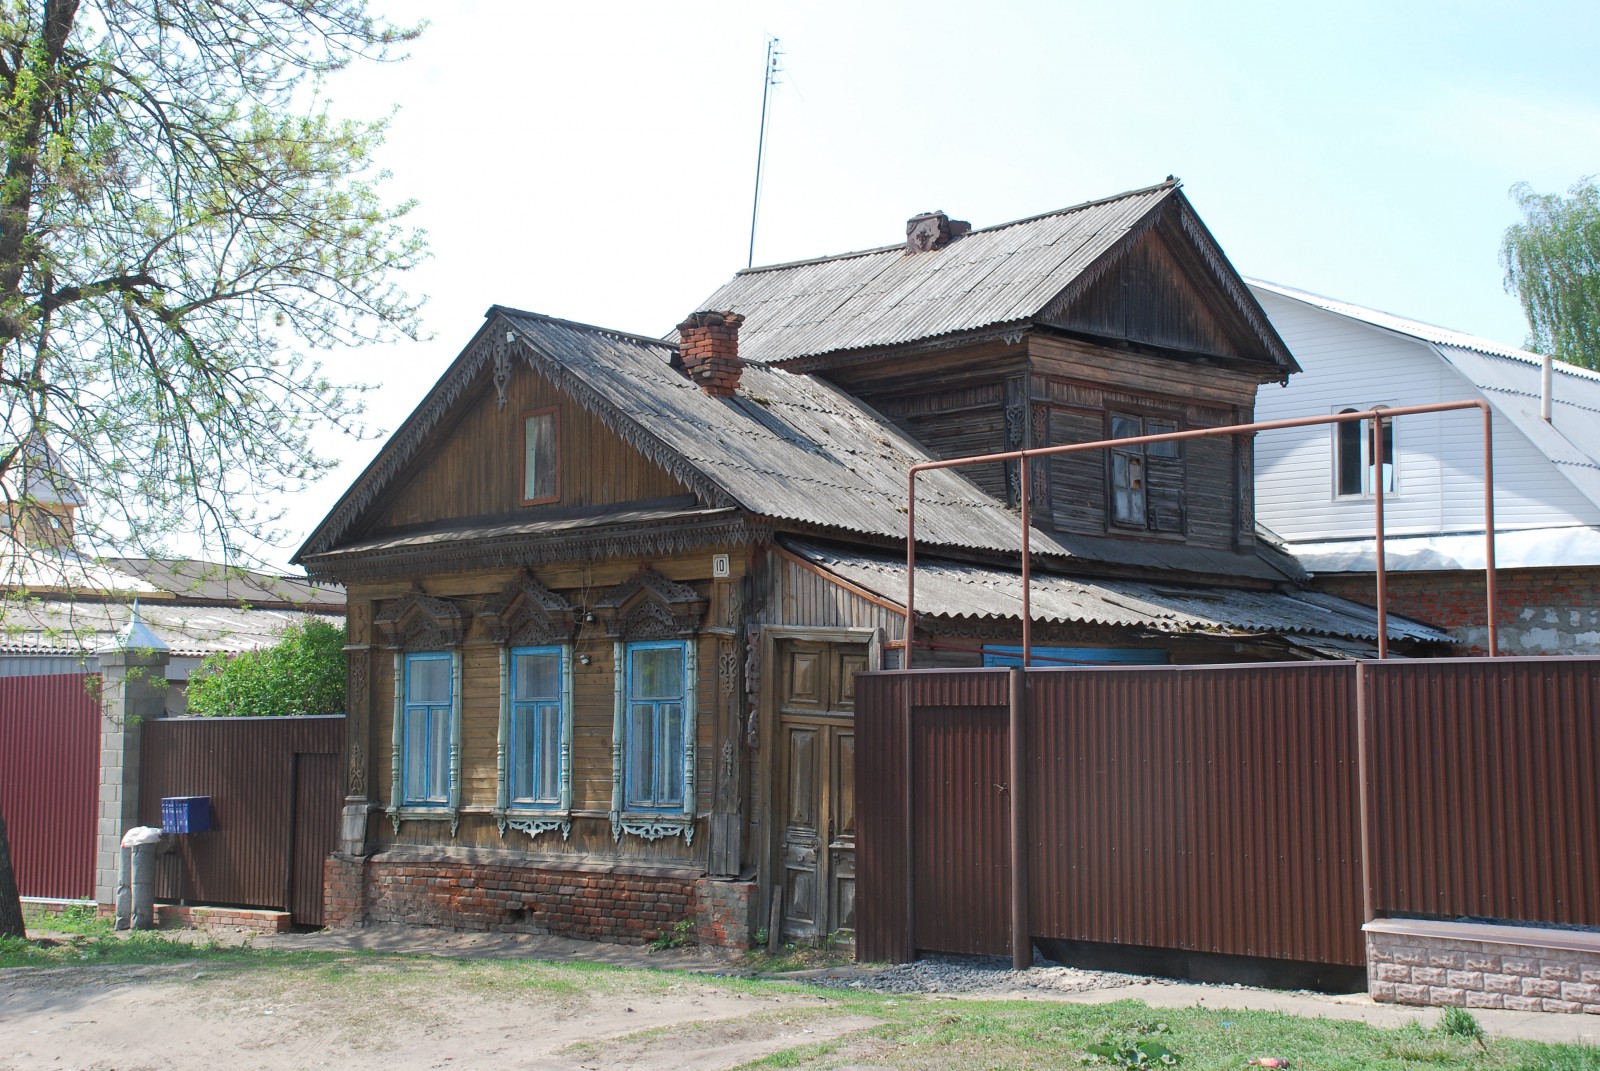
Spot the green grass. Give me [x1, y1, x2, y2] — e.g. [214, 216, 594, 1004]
[1, 935, 1598, 1071]
[22, 901, 112, 936]
[725, 995, 1600, 1071]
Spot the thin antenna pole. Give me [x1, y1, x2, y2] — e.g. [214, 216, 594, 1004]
[747, 36, 781, 268]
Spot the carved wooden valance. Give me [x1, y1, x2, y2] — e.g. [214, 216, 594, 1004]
[374, 592, 466, 650]
[593, 568, 706, 639]
[477, 574, 577, 646]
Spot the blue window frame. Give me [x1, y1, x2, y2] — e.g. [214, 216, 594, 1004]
[509, 646, 564, 807]
[623, 641, 687, 811]
[402, 651, 452, 805]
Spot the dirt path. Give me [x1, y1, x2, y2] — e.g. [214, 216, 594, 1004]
[0, 959, 877, 1071]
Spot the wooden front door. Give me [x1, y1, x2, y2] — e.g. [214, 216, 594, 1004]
[776, 639, 867, 944]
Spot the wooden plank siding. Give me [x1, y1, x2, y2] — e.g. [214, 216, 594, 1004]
[1049, 227, 1259, 359]
[1028, 339, 1259, 550]
[370, 364, 691, 533]
[350, 548, 752, 869]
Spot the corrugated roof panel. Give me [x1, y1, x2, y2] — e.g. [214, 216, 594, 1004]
[784, 540, 1447, 644]
[688, 184, 1176, 363]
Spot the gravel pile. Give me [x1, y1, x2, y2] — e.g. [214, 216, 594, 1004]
[812, 952, 1178, 996]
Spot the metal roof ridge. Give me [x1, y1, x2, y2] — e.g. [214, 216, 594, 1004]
[733, 179, 1181, 277]
[1246, 277, 1600, 382]
[488, 305, 676, 351]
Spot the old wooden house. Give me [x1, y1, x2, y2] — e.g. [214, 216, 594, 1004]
[298, 180, 1445, 948]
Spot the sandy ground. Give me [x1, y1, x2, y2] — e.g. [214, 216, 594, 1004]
[0, 953, 874, 1071]
[5, 922, 1599, 1069]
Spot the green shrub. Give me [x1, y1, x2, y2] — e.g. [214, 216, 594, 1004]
[186, 618, 346, 717]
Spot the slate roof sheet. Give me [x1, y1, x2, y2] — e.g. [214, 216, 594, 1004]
[785, 540, 1448, 644]
[494, 309, 1300, 580]
[682, 183, 1180, 364]
[0, 599, 340, 658]
[497, 309, 1044, 556]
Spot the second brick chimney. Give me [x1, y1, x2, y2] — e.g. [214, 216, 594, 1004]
[676, 309, 745, 397]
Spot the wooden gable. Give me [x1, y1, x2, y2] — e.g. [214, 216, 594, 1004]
[364, 359, 692, 535]
[1042, 220, 1279, 371]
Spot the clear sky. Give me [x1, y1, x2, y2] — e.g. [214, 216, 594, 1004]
[259, 0, 1600, 570]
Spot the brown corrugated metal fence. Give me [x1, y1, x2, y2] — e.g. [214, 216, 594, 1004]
[857, 657, 1600, 969]
[1028, 663, 1363, 965]
[0, 674, 100, 899]
[139, 716, 343, 925]
[1363, 658, 1600, 927]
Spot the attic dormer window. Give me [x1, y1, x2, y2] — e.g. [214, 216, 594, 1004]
[522, 407, 559, 505]
[1334, 406, 1396, 497]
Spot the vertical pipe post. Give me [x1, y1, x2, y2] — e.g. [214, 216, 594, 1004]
[906, 472, 917, 671]
[902, 676, 916, 961]
[1019, 454, 1032, 668]
[1372, 415, 1389, 659]
[1354, 661, 1376, 923]
[1482, 404, 1499, 656]
[1008, 666, 1029, 970]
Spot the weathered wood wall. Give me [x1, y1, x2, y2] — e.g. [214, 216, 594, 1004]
[371, 371, 690, 532]
[349, 548, 751, 870]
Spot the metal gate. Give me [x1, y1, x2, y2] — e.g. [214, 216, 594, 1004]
[0, 674, 100, 899]
[140, 715, 343, 925]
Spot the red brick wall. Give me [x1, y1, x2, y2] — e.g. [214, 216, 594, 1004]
[323, 852, 756, 947]
[1314, 567, 1600, 656]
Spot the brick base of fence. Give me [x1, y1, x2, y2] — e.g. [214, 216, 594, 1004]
[1366, 919, 1600, 1014]
[324, 851, 758, 948]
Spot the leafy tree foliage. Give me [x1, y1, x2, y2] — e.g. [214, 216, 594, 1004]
[1501, 177, 1600, 369]
[186, 617, 345, 717]
[0, 0, 425, 562]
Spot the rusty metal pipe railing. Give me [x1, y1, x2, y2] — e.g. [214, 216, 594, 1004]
[904, 400, 1499, 668]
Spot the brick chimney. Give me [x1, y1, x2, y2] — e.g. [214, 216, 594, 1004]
[905, 210, 971, 254]
[676, 310, 745, 397]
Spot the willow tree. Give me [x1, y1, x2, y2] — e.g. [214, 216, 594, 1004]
[0, 0, 424, 936]
[1501, 177, 1600, 370]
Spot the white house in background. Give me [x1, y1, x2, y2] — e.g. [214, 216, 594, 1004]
[1248, 278, 1600, 656]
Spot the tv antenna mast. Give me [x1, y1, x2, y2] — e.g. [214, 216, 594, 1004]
[747, 36, 783, 268]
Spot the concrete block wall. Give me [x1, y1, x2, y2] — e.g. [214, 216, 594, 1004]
[94, 648, 168, 906]
[324, 851, 758, 948]
[1366, 919, 1600, 1014]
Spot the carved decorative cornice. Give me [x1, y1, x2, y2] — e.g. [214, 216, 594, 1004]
[478, 573, 577, 646]
[611, 814, 695, 846]
[594, 569, 706, 640]
[304, 515, 766, 585]
[374, 592, 466, 650]
[498, 815, 572, 842]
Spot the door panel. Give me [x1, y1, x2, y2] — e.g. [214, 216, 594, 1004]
[780, 724, 822, 937]
[775, 638, 868, 945]
[829, 729, 857, 938]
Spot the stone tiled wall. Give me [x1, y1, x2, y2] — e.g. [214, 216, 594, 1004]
[323, 852, 757, 948]
[1367, 921, 1600, 1014]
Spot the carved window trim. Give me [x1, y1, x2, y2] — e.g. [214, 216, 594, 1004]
[521, 405, 560, 506]
[610, 638, 697, 846]
[388, 648, 464, 836]
[375, 592, 466, 651]
[593, 569, 706, 640]
[494, 643, 574, 843]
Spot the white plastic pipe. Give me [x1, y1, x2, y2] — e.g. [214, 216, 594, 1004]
[1542, 354, 1554, 422]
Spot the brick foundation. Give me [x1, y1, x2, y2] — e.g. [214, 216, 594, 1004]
[155, 905, 292, 932]
[323, 851, 757, 948]
[1366, 919, 1600, 1014]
